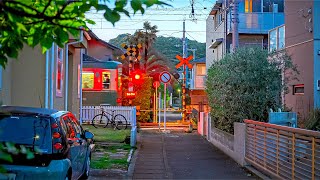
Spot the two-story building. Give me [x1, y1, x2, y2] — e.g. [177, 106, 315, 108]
[189, 57, 209, 112]
[206, 0, 285, 69]
[269, 0, 320, 120]
[82, 30, 123, 106]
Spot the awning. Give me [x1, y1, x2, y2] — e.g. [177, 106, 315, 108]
[208, 38, 223, 49]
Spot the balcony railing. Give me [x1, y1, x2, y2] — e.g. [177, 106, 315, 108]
[227, 12, 284, 34]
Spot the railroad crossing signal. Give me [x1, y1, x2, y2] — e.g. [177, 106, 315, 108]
[175, 55, 193, 69]
[121, 43, 142, 60]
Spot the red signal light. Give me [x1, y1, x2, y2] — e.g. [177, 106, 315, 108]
[134, 74, 141, 80]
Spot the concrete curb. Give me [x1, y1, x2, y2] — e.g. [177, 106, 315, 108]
[126, 135, 141, 180]
[244, 165, 271, 180]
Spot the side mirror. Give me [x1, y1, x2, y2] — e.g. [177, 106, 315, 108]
[84, 131, 94, 139]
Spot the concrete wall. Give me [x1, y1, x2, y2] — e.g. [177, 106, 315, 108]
[4, 46, 46, 107]
[0, 61, 12, 105]
[68, 48, 82, 117]
[202, 113, 247, 166]
[284, 0, 314, 120]
[206, 15, 216, 71]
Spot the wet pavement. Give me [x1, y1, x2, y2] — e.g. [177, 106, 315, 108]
[132, 130, 256, 179]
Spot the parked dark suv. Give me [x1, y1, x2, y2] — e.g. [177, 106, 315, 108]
[0, 106, 94, 180]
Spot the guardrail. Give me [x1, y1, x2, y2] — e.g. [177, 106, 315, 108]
[244, 119, 320, 180]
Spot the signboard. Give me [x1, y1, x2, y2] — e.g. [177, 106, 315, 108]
[159, 71, 171, 84]
[125, 92, 136, 99]
[153, 81, 160, 88]
[175, 55, 193, 69]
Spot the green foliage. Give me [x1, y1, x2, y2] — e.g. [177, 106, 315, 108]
[206, 47, 297, 134]
[109, 34, 206, 65]
[305, 109, 320, 131]
[0, 0, 168, 68]
[133, 77, 152, 122]
[82, 125, 130, 143]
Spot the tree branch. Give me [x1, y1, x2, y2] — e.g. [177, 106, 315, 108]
[5, 1, 42, 15]
[41, 0, 52, 15]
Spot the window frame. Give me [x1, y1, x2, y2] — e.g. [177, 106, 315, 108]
[293, 84, 304, 95]
[56, 47, 64, 97]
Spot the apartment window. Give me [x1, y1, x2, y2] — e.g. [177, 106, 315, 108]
[56, 47, 63, 97]
[215, 12, 223, 29]
[278, 26, 285, 49]
[196, 64, 206, 76]
[82, 72, 94, 89]
[269, 29, 277, 52]
[263, 0, 284, 12]
[293, 84, 304, 95]
[245, 0, 261, 12]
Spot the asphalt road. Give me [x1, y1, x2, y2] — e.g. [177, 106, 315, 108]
[159, 111, 182, 122]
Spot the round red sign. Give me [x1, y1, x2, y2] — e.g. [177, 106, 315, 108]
[153, 81, 160, 88]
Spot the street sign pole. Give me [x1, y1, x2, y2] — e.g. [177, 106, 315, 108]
[155, 85, 158, 123]
[158, 93, 161, 130]
[164, 83, 167, 132]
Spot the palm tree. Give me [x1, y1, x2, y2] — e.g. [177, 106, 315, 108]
[128, 21, 159, 71]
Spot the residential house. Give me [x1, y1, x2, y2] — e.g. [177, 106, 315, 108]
[206, 0, 285, 70]
[189, 57, 209, 112]
[269, 0, 320, 120]
[82, 54, 122, 106]
[0, 31, 90, 120]
[81, 30, 123, 106]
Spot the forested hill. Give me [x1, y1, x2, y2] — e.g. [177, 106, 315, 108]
[109, 34, 206, 63]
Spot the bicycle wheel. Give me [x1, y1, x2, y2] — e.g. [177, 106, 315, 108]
[91, 114, 110, 128]
[113, 114, 127, 130]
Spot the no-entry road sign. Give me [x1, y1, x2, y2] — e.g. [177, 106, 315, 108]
[159, 71, 171, 84]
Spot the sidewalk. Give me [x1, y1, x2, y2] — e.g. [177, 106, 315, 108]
[131, 129, 256, 179]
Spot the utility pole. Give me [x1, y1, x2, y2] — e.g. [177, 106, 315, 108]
[144, 28, 148, 72]
[187, 48, 196, 89]
[182, 20, 187, 122]
[232, 0, 239, 51]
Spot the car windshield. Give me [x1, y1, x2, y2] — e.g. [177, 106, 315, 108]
[0, 114, 51, 153]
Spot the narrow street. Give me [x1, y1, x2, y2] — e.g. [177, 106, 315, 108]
[132, 130, 255, 179]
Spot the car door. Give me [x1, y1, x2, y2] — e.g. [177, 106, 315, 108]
[69, 115, 88, 174]
[62, 115, 82, 179]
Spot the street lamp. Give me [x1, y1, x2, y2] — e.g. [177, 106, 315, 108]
[177, 89, 181, 100]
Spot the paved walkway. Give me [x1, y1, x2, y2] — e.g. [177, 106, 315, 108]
[132, 130, 256, 179]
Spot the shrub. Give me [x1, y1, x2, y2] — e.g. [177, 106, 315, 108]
[206, 47, 296, 134]
[305, 109, 320, 131]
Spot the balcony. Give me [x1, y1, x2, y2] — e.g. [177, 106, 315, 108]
[227, 12, 284, 34]
[190, 76, 206, 90]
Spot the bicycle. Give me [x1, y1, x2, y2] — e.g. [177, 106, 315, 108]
[91, 107, 128, 130]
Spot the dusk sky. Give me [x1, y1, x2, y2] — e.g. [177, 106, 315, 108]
[85, 0, 216, 43]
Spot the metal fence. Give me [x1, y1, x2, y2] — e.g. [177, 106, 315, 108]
[82, 105, 136, 125]
[245, 119, 320, 180]
[81, 105, 137, 147]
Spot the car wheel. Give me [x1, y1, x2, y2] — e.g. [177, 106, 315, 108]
[81, 156, 91, 179]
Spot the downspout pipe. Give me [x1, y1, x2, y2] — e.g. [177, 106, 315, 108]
[65, 30, 83, 111]
[45, 50, 49, 108]
[79, 49, 84, 124]
[50, 43, 55, 109]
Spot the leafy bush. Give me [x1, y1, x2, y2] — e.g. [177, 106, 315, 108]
[305, 109, 320, 131]
[206, 47, 296, 134]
